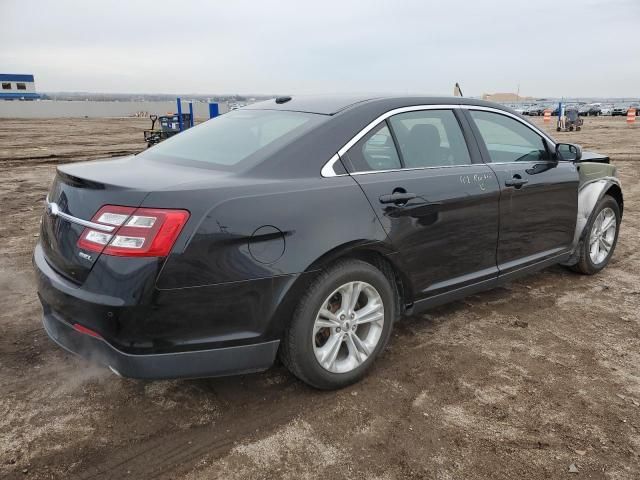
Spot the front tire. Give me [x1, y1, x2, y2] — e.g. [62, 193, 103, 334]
[280, 259, 395, 390]
[571, 195, 621, 275]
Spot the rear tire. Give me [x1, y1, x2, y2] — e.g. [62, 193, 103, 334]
[571, 195, 620, 275]
[280, 259, 395, 390]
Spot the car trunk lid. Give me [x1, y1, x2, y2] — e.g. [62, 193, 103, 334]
[41, 171, 148, 284]
[40, 155, 217, 284]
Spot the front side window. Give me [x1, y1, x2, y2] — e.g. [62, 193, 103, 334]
[343, 122, 401, 172]
[388, 110, 471, 168]
[1, 83, 11, 90]
[16, 83, 26, 90]
[469, 110, 549, 163]
[139, 109, 324, 170]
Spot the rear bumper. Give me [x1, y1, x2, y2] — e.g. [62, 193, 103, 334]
[41, 306, 279, 379]
[34, 242, 287, 379]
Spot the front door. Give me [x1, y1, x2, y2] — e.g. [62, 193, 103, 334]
[342, 108, 501, 300]
[464, 109, 579, 274]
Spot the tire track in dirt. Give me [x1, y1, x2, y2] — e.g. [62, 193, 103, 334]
[35, 374, 326, 479]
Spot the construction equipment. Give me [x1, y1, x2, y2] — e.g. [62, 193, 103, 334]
[144, 112, 193, 147]
[144, 98, 221, 147]
[143, 98, 194, 147]
[557, 105, 583, 132]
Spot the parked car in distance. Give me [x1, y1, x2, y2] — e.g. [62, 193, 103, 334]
[588, 104, 602, 116]
[579, 104, 601, 116]
[612, 104, 629, 116]
[228, 102, 247, 111]
[34, 95, 624, 390]
[525, 105, 546, 116]
[628, 103, 640, 116]
[578, 104, 591, 116]
[600, 105, 613, 116]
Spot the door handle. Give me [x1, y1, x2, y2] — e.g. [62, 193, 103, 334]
[505, 175, 529, 189]
[379, 192, 417, 205]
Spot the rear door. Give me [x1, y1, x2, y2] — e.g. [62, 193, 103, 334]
[343, 108, 500, 300]
[464, 108, 579, 274]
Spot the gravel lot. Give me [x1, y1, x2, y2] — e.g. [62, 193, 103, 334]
[1, 115, 639, 479]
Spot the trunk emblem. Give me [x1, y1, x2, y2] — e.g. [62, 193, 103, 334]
[78, 251, 93, 261]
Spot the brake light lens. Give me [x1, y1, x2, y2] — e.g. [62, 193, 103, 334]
[77, 205, 189, 257]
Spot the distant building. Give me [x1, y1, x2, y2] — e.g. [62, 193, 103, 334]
[0, 74, 40, 100]
[482, 92, 533, 103]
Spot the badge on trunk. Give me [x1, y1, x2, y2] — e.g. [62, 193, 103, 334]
[78, 251, 93, 261]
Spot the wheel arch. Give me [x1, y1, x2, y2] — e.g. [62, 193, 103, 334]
[574, 177, 622, 245]
[564, 176, 622, 266]
[605, 183, 623, 217]
[267, 240, 413, 340]
[306, 241, 413, 317]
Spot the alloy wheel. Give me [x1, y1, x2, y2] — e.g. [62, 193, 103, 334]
[312, 281, 385, 373]
[589, 207, 617, 265]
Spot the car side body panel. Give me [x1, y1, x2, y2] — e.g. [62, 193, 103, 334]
[152, 175, 390, 288]
[459, 108, 580, 273]
[350, 165, 501, 300]
[486, 160, 579, 272]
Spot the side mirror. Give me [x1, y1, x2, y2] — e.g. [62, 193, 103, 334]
[556, 143, 582, 162]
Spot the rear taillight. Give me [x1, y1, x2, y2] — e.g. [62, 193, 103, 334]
[77, 205, 190, 257]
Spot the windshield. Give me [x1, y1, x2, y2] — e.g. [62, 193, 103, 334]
[139, 109, 325, 170]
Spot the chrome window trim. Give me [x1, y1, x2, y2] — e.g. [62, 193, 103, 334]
[320, 104, 556, 177]
[350, 163, 487, 176]
[45, 198, 115, 233]
[320, 154, 344, 178]
[464, 105, 556, 149]
[336, 104, 464, 158]
[478, 160, 558, 166]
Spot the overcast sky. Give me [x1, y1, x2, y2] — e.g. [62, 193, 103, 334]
[1, 0, 638, 97]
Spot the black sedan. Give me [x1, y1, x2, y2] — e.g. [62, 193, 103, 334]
[35, 96, 623, 389]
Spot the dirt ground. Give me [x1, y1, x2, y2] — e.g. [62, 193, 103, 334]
[1, 116, 639, 480]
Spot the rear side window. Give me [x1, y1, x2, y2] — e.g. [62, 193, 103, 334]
[388, 110, 471, 168]
[16, 83, 26, 90]
[139, 110, 324, 170]
[343, 123, 401, 172]
[1, 83, 10, 90]
[469, 110, 549, 163]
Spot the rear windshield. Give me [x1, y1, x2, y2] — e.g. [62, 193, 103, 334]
[139, 109, 325, 170]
